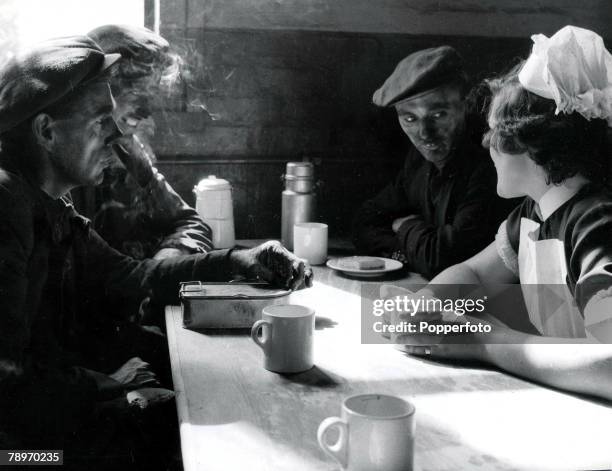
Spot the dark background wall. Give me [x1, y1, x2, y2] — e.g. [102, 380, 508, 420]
[147, 0, 612, 239]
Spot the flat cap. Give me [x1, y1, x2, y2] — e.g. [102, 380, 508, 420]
[373, 46, 465, 107]
[0, 36, 120, 134]
[88, 24, 170, 78]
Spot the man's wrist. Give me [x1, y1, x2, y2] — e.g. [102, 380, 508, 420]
[227, 248, 247, 278]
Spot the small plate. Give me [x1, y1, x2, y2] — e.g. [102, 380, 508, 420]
[326, 257, 404, 278]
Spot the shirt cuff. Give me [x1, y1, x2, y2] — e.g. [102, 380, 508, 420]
[495, 220, 519, 276]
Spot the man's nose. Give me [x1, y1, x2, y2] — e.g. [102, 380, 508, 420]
[417, 119, 436, 140]
[104, 119, 123, 145]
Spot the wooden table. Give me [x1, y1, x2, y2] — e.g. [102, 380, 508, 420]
[166, 260, 612, 471]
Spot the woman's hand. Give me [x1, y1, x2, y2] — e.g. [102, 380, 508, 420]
[400, 313, 500, 362]
[380, 283, 506, 361]
[378, 284, 442, 340]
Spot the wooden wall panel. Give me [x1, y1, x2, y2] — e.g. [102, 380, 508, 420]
[180, 0, 611, 37]
[156, 157, 401, 239]
[150, 0, 611, 239]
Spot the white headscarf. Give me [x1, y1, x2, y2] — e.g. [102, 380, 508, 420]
[518, 25, 612, 126]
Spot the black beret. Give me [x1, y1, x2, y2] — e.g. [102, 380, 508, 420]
[0, 36, 120, 134]
[373, 46, 466, 107]
[88, 24, 170, 76]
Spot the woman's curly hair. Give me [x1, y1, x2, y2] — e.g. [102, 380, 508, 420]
[481, 63, 610, 185]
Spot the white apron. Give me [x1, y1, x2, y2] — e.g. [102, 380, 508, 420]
[518, 217, 585, 337]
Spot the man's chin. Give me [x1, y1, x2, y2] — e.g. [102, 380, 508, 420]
[418, 148, 450, 166]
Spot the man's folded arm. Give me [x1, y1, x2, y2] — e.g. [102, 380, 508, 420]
[352, 165, 412, 256]
[396, 165, 502, 279]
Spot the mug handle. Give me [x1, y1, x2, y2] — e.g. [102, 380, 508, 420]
[251, 320, 271, 349]
[317, 416, 348, 468]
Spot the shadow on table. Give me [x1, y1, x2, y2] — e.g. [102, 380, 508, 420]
[396, 349, 494, 371]
[313, 265, 427, 298]
[279, 365, 344, 389]
[188, 318, 338, 335]
[190, 327, 252, 336]
[337, 267, 414, 282]
[315, 316, 338, 330]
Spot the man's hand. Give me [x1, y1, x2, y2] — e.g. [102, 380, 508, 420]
[127, 387, 175, 410]
[392, 215, 419, 233]
[110, 357, 159, 391]
[112, 134, 155, 187]
[230, 240, 314, 290]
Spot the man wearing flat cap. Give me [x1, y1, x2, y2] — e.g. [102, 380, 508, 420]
[0, 36, 311, 470]
[87, 24, 213, 263]
[79, 25, 215, 349]
[353, 46, 513, 279]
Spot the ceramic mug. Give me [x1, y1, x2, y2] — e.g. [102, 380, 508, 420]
[293, 222, 328, 265]
[317, 393, 415, 471]
[250, 304, 315, 373]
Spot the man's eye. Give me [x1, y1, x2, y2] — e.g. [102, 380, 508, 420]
[401, 116, 416, 124]
[432, 111, 447, 119]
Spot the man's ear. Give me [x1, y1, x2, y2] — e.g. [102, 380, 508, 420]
[31, 113, 56, 151]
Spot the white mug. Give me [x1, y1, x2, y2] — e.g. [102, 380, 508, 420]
[317, 393, 415, 471]
[250, 304, 315, 373]
[293, 222, 328, 265]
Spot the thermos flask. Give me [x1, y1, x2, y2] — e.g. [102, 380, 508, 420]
[281, 162, 316, 250]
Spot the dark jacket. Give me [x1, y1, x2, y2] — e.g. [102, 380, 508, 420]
[93, 167, 213, 260]
[0, 165, 231, 446]
[353, 138, 516, 279]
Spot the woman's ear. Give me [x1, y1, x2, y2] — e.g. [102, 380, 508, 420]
[31, 113, 56, 151]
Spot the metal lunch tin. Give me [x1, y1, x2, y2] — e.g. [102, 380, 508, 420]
[179, 281, 292, 329]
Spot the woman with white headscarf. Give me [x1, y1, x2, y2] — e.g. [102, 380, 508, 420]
[392, 26, 612, 401]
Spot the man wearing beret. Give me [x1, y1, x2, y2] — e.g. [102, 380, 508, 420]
[0, 36, 311, 469]
[353, 46, 513, 279]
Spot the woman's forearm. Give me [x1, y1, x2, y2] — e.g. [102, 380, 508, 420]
[430, 262, 481, 284]
[485, 331, 612, 401]
[425, 241, 519, 301]
[423, 263, 482, 300]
